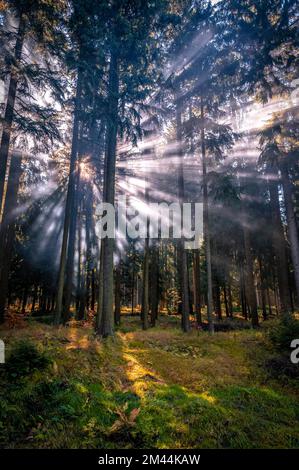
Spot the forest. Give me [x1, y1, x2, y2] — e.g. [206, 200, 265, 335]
[0, 0, 299, 451]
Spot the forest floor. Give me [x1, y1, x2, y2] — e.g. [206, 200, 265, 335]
[1, 314, 299, 448]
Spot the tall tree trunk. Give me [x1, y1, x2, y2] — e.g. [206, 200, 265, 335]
[228, 282, 233, 317]
[258, 257, 267, 320]
[223, 284, 229, 318]
[131, 263, 135, 315]
[0, 14, 25, 214]
[96, 50, 119, 336]
[141, 239, 149, 330]
[201, 99, 214, 333]
[266, 287, 273, 316]
[54, 68, 82, 325]
[281, 164, 299, 301]
[150, 242, 159, 326]
[91, 268, 96, 312]
[96, 245, 104, 328]
[85, 185, 93, 315]
[62, 153, 81, 322]
[141, 177, 150, 330]
[176, 96, 190, 332]
[21, 286, 28, 314]
[0, 152, 22, 322]
[269, 177, 292, 315]
[193, 249, 201, 324]
[114, 262, 121, 325]
[31, 285, 37, 313]
[239, 262, 247, 319]
[243, 226, 259, 327]
[214, 277, 222, 320]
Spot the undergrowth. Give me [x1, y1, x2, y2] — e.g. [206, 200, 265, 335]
[0, 317, 298, 448]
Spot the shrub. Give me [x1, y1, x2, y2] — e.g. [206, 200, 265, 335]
[267, 316, 299, 352]
[265, 354, 299, 380]
[5, 340, 51, 379]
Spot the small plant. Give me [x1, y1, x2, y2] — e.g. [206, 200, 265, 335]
[5, 340, 51, 379]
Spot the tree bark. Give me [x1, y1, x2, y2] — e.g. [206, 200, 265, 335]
[114, 261, 121, 325]
[281, 164, 299, 301]
[176, 96, 190, 332]
[62, 150, 81, 322]
[54, 67, 82, 325]
[150, 242, 159, 326]
[243, 226, 259, 327]
[269, 177, 292, 315]
[201, 99, 214, 333]
[96, 49, 119, 337]
[0, 14, 25, 214]
[0, 152, 22, 322]
[193, 249, 201, 324]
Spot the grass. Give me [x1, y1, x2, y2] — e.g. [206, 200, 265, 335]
[0, 315, 299, 448]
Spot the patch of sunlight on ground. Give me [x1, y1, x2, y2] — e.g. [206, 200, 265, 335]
[123, 349, 165, 397]
[199, 391, 217, 404]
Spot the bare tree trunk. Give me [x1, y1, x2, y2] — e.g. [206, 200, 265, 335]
[150, 243, 159, 326]
[131, 264, 135, 315]
[223, 284, 229, 318]
[243, 226, 259, 327]
[193, 250, 201, 324]
[228, 283, 233, 317]
[141, 239, 149, 330]
[91, 268, 96, 311]
[281, 164, 299, 301]
[21, 287, 28, 314]
[85, 187, 93, 314]
[0, 152, 22, 322]
[114, 261, 121, 325]
[62, 152, 81, 322]
[97, 50, 119, 337]
[258, 257, 267, 320]
[269, 177, 292, 315]
[0, 14, 25, 214]
[176, 97, 190, 332]
[141, 176, 150, 330]
[31, 285, 37, 313]
[201, 99, 214, 333]
[267, 287, 273, 316]
[54, 68, 82, 325]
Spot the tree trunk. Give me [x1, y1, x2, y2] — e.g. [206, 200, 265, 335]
[281, 164, 299, 301]
[150, 247, 159, 326]
[62, 152, 81, 322]
[141, 238, 149, 330]
[0, 152, 22, 322]
[114, 262, 121, 325]
[258, 257, 267, 320]
[223, 284, 229, 318]
[269, 177, 292, 315]
[228, 282, 233, 317]
[21, 287, 28, 314]
[201, 99, 214, 333]
[192, 250, 201, 324]
[96, 50, 119, 337]
[0, 14, 25, 213]
[31, 285, 37, 313]
[175, 97, 190, 332]
[214, 277, 222, 320]
[243, 226, 259, 327]
[54, 67, 82, 325]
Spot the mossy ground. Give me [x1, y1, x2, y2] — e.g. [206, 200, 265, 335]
[0, 315, 299, 448]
